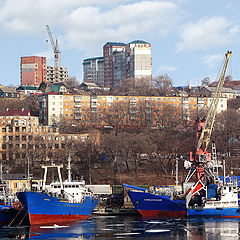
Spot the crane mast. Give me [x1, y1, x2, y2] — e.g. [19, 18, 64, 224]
[46, 25, 61, 68]
[184, 51, 232, 185]
[184, 51, 232, 207]
[196, 51, 232, 154]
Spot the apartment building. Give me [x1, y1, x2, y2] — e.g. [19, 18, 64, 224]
[20, 56, 47, 87]
[38, 94, 63, 125]
[0, 110, 100, 162]
[103, 42, 126, 88]
[38, 94, 227, 128]
[113, 51, 126, 87]
[83, 57, 104, 87]
[126, 40, 152, 84]
[46, 66, 69, 84]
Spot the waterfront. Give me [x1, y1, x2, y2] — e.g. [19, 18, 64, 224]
[0, 215, 239, 239]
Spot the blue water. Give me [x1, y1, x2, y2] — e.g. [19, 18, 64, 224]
[0, 215, 239, 239]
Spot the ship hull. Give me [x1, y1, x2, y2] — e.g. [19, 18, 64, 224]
[188, 207, 240, 218]
[17, 192, 98, 225]
[127, 190, 186, 219]
[0, 205, 28, 225]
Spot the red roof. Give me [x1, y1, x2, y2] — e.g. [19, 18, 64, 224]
[0, 109, 31, 116]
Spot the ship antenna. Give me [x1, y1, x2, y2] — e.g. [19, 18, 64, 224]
[67, 155, 72, 182]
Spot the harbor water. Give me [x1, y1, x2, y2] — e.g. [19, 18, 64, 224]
[0, 215, 239, 239]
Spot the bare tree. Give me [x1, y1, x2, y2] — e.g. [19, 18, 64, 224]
[152, 74, 173, 96]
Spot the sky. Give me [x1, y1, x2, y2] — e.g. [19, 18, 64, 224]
[0, 0, 240, 87]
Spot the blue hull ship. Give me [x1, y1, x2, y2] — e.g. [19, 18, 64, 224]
[125, 185, 186, 219]
[17, 161, 99, 225]
[17, 191, 98, 225]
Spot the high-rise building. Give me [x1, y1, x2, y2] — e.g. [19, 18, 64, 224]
[113, 51, 126, 87]
[46, 66, 69, 84]
[126, 40, 152, 84]
[103, 42, 126, 88]
[83, 57, 104, 87]
[20, 56, 47, 86]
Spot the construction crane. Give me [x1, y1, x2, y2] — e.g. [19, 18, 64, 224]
[46, 25, 61, 68]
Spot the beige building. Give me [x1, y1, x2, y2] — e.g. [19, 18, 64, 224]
[126, 40, 152, 85]
[47, 66, 69, 84]
[38, 94, 228, 128]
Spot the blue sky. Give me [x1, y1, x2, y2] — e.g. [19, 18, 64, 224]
[0, 0, 239, 87]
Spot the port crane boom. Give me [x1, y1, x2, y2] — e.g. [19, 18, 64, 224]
[196, 51, 232, 154]
[184, 51, 232, 203]
[46, 25, 61, 68]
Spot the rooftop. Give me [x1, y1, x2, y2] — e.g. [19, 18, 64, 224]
[205, 86, 236, 93]
[128, 40, 150, 45]
[0, 109, 31, 117]
[105, 42, 126, 47]
[83, 57, 104, 62]
[16, 86, 37, 91]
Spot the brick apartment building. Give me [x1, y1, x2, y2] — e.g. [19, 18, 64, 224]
[20, 56, 47, 87]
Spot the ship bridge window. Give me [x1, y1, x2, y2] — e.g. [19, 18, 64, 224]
[229, 187, 231, 192]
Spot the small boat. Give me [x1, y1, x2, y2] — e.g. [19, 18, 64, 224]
[17, 158, 99, 225]
[124, 184, 186, 219]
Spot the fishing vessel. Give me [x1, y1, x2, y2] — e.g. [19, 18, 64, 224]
[17, 158, 99, 225]
[124, 184, 186, 218]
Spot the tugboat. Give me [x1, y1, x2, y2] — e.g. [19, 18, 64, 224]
[17, 157, 99, 225]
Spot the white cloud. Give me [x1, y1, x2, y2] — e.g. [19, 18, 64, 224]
[155, 65, 177, 76]
[176, 17, 240, 52]
[0, 0, 181, 55]
[0, 0, 132, 34]
[201, 54, 223, 68]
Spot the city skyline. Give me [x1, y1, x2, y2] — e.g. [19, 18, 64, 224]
[0, 0, 240, 87]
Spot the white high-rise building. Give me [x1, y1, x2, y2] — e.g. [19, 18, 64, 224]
[83, 57, 104, 87]
[126, 40, 152, 82]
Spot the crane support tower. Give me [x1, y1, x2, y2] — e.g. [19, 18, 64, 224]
[46, 25, 61, 68]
